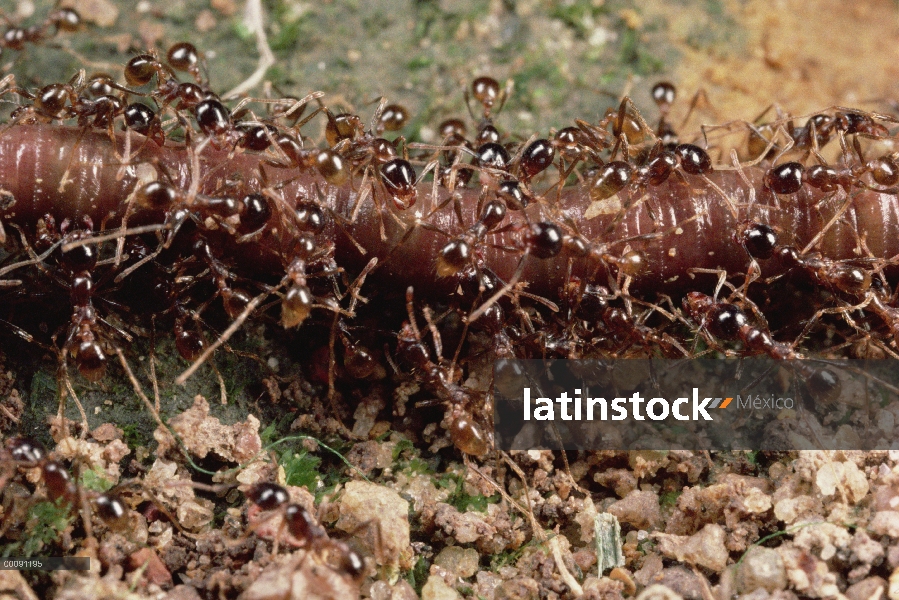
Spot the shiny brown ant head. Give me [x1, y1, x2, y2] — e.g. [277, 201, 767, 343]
[246, 482, 290, 511]
[7, 437, 47, 466]
[380, 159, 417, 209]
[93, 493, 129, 530]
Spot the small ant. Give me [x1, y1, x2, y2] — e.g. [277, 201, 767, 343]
[243, 482, 366, 584]
[0, 7, 80, 53]
[567, 280, 690, 358]
[318, 99, 419, 211]
[132, 179, 275, 244]
[1, 436, 130, 535]
[15, 215, 132, 382]
[683, 291, 844, 405]
[397, 287, 491, 456]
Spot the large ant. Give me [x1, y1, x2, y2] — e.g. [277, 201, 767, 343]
[735, 221, 899, 351]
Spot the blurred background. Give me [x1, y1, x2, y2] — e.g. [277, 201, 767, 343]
[5, 0, 898, 141]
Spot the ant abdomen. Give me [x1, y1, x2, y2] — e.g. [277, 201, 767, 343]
[449, 414, 489, 457]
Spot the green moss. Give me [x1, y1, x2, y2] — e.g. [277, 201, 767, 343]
[439, 472, 500, 513]
[659, 490, 681, 508]
[80, 467, 114, 493]
[405, 555, 431, 594]
[281, 450, 323, 491]
[2, 501, 73, 558]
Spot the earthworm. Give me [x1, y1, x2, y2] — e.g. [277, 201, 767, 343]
[0, 123, 897, 298]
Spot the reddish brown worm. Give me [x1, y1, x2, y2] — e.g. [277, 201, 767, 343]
[1, 124, 897, 296]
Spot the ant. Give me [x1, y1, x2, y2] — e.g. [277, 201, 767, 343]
[566, 280, 690, 358]
[735, 221, 899, 351]
[281, 198, 337, 329]
[131, 179, 276, 245]
[8, 215, 135, 382]
[0, 7, 80, 53]
[243, 482, 366, 584]
[124, 43, 209, 103]
[315, 99, 419, 212]
[1, 436, 130, 538]
[397, 287, 491, 456]
[683, 291, 848, 409]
